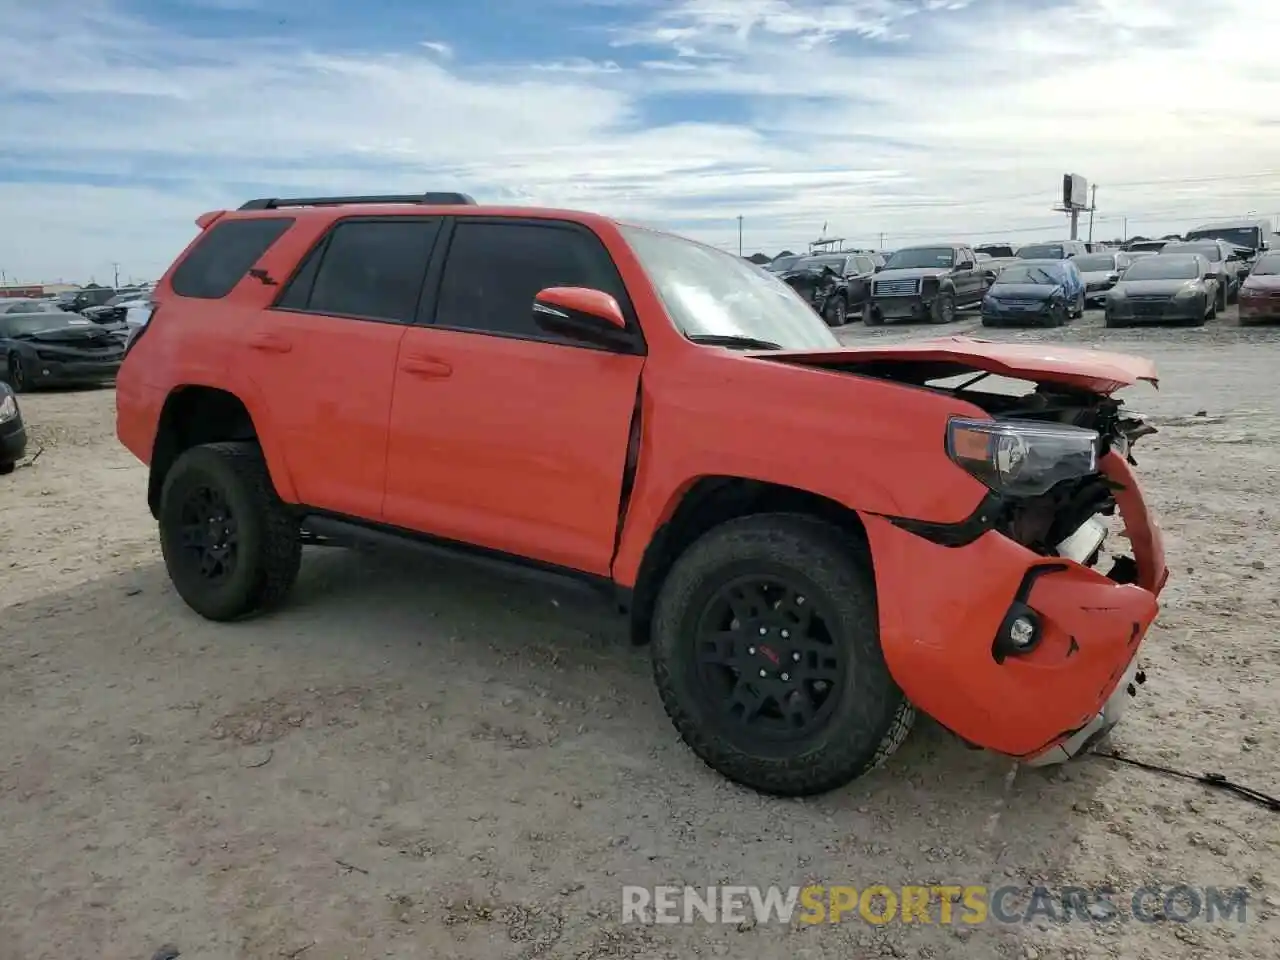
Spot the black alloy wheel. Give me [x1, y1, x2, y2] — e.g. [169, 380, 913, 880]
[694, 575, 845, 744]
[176, 484, 241, 584]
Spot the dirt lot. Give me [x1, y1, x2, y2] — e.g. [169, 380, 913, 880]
[2, 308, 1277, 960]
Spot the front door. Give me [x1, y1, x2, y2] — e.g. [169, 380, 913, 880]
[382, 218, 645, 576]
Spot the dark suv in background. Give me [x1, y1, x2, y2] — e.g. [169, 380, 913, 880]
[55, 286, 117, 313]
[774, 251, 883, 326]
[864, 243, 987, 325]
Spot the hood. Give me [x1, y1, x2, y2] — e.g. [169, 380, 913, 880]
[18, 324, 121, 345]
[746, 336, 1157, 395]
[874, 266, 948, 281]
[988, 282, 1060, 300]
[1114, 278, 1200, 296]
[1243, 274, 1280, 291]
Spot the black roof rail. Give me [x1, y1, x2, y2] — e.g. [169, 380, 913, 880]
[237, 192, 478, 211]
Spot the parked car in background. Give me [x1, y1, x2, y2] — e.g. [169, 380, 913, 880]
[764, 254, 805, 274]
[0, 381, 25, 474]
[1104, 254, 1216, 327]
[981, 260, 1081, 327]
[82, 292, 154, 333]
[1184, 219, 1272, 257]
[975, 242, 1018, 258]
[1238, 251, 1280, 325]
[775, 252, 883, 325]
[864, 243, 987, 325]
[1124, 239, 1171, 254]
[1072, 251, 1134, 307]
[1016, 240, 1088, 260]
[1156, 240, 1240, 309]
[0, 300, 126, 391]
[55, 286, 118, 313]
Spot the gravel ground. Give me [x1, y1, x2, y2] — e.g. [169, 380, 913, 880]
[1, 307, 1277, 960]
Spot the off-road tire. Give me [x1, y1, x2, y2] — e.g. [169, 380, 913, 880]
[650, 513, 915, 797]
[158, 441, 302, 622]
[929, 292, 956, 324]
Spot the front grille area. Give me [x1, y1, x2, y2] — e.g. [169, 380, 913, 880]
[874, 279, 919, 297]
[997, 298, 1044, 309]
[1128, 297, 1171, 318]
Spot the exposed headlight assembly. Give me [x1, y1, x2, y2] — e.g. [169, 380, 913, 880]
[0, 390, 17, 424]
[946, 417, 1099, 497]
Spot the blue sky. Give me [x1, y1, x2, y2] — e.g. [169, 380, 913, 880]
[0, 0, 1277, 283]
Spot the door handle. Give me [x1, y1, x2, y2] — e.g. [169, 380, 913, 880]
[400, 355, 452, 378]
[248, 332, 292, 353]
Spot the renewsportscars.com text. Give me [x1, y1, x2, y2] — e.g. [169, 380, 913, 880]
[621, 884, 1250, 926]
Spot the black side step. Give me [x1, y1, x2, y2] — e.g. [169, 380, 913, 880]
[299, 514, 621, 607]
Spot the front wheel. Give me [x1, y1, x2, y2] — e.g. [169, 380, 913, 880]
[825, 296, 848, 327]
[649, 514, 915, 797]
[930, 292, 956, 324]
[863, 303, 882, 326]
[6, 353, 27, 393]
[158, 441, 302, 622]
[1217, 284, 1228, 313]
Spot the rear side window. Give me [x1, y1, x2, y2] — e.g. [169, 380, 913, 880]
[171, 217, 294, 299]
[433, 221, 627, 342]
[284, 219, 440, 323]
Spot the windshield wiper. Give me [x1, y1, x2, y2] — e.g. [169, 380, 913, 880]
[687, 334, 783, 351]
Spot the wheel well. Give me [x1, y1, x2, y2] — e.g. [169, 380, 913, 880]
[148, 386, 257, 516]
[627, 477, 870, 645]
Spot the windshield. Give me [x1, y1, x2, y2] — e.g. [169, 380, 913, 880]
[976, 244, 1016, 257]
[1185, 227, 1261, 249]
[1122, 256, 1199, 281]
[1072, 254, 1117, 272]
[799, 256, 845, 271]
[883, 246, 954, 269]
[1250, 254, 1280, 276]
[996, 265, 1061, 285]
[621, 225, 840, 350]
[1017, 243, 1065, 259]
[1161, 242, 1221, 262]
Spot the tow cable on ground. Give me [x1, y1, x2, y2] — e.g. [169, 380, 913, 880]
[1089, 748, 1280, 812]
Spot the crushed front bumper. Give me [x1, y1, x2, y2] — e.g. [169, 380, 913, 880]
[865, 452, 1167, 761]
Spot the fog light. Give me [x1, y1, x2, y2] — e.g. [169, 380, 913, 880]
[1009, 616, 1036, 649]
[992, 602, 1042, 662]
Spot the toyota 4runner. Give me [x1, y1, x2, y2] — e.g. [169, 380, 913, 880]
[117, 191, 1169, 797]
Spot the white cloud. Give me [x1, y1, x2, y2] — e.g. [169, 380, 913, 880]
[0, 0, 1278, 281]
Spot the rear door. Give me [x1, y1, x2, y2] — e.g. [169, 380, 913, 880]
[246, 217, 441, 519]
[382, 218, 645, 575]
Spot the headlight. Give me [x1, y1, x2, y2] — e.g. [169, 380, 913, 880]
[0, 391, 16, 423]
[946, 417, 1099, 497]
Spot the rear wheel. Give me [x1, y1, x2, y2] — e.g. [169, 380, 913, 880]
[1217, 283, 1228, 313]
[650, 514, 915, 797]
[158, 441, 302, 622]
[1104, 312, 1126, 328]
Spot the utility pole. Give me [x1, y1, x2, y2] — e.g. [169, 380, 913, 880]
[112, 263, 121, 288]
[1087, 184, 1097, 244]
[1123, 217, 1128, 242]
[878, 232, 885, 251]
[737, 216, 743, 257]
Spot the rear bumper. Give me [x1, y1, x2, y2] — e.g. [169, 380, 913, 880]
[1239, 297, 1280, 321]
[865, 452, 1167, 760]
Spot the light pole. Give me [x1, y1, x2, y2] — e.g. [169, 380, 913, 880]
[737, 215, 743, 256]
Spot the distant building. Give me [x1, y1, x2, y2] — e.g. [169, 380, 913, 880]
[0, 282, 79, 297]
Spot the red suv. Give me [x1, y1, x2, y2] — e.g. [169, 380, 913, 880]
[117, 191, 1168, 796]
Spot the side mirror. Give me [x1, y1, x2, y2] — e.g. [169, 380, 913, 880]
[873, 264, 883, 272]
[957, 260, 974, 271]
[532, 286, 631, 349]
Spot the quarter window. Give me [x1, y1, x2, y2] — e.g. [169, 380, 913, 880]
[433, 221, 627, 342]
[171, 217, 294, 299]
